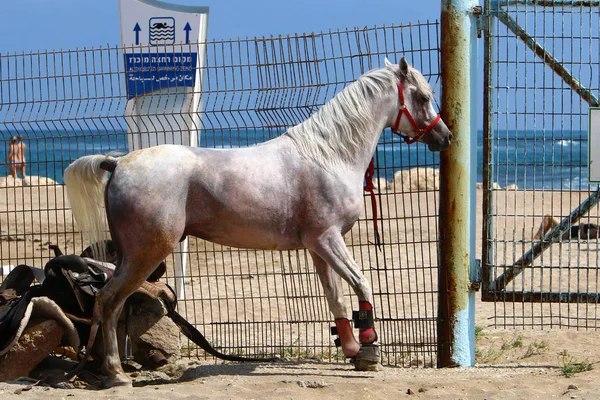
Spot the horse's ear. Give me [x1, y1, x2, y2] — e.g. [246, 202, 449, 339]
[384, 57, 394, 68]
[399, 57, 409, 78]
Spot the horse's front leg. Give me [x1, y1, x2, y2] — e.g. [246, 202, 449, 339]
[309, 251, 360, 358]
[307, 229, 380, 370]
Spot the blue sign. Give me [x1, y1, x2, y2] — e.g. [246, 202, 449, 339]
[124, 52, 197, 99]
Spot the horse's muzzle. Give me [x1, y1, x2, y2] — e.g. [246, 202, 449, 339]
[425, 121, 453, 152]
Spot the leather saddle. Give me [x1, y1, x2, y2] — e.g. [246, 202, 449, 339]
[0, 243, 171, 357]
[1, 241, 278, 367]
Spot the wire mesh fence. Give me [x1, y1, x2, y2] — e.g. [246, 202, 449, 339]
[483, 1, 600, 328]
[1, 22, 443, 366]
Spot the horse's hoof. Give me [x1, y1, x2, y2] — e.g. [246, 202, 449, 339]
[102, 374, 133, 389]
[352, 344, 381, 372]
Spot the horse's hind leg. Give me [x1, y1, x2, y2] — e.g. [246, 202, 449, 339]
[97, 254, 171, 387]
[309, 251, 360, 358]
[307, 230, 378, 346]
[95, 282, 128, 387]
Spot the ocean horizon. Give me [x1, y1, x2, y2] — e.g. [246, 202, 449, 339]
[2, 128, 593, 191]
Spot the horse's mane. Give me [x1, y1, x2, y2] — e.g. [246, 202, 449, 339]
[285, 64, 432, 171]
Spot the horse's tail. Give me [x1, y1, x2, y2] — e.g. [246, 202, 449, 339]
[64, 155, 118, 258]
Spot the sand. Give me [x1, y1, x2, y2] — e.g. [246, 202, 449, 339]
[1, 181, 600, 399]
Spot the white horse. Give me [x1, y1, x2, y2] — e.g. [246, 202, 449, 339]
[64, 57, 452, 387]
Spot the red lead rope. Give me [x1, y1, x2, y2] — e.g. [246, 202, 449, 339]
[363, 158, 381, 249]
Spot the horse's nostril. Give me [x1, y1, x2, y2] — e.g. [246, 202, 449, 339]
[448, 132, 453, 142]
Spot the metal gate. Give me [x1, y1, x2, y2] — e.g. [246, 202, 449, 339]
[482, 0, 600, 328]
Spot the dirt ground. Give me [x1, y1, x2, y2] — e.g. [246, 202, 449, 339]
[0, 329, 599, 400]
[1, 179, 600, 399]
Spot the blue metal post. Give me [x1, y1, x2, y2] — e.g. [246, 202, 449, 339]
[437, 0, 479, 367]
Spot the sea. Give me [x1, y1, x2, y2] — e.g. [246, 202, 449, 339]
[4, 128, 594, 191]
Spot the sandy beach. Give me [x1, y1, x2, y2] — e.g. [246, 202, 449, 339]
[1, 180, 600, 399]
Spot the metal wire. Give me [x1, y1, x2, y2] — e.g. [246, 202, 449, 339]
[0, 23, 442, 366]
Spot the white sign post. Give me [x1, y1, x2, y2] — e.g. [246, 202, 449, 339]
[119, 0, 209, 299]
[589, 108, 600, 184]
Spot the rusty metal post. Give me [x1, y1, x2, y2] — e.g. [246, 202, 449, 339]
[437, 0, 479, 367]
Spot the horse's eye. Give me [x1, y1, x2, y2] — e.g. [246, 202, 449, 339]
[421, 95, 431, 103]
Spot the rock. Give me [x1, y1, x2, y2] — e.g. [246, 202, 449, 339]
[406, 388, 415, 395]
[23, 176, 57, 186]
[117, 292, 181, 368]
[281, 380, 332, 388]
[0, 175, 57, 187]
[374, 177, 389, 192]
[297, 381, 332, 388]
[391, 168, 439, 192]
[0, 319, 64, 381]
[568, 384, 579, 390]
[0, 176, 23, 187]
[476, 181, 503, 189]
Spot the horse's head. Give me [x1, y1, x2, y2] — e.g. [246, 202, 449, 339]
[385, 58, 452, 152]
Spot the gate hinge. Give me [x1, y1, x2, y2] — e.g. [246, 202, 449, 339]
[472, 6, 486, 39]
[470, 259, 482, 291]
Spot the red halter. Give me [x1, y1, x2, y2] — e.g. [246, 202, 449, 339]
[391, 82, 441, 144]
[363, 82, 442, 249]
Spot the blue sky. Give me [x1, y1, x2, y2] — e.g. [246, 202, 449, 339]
[1, 0, 443, 53]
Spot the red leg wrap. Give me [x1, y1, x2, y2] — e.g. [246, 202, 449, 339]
[358, 301, 378, 344]
[334, 318, 360, 358]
